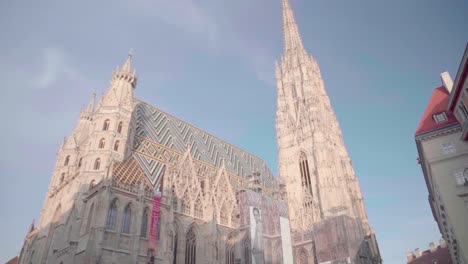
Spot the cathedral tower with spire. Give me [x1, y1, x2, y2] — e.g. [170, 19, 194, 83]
[18, 2, 382, 263]
[276, 0, 381, 263]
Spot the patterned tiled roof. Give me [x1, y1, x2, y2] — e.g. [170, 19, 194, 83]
[132, 100, 277, 189]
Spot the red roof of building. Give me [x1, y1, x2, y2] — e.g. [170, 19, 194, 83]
[415, 86, 459, 135]
[5, 256, 18, 264]
[408, 246, 452, 264]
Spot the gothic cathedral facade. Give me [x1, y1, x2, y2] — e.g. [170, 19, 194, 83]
[18, 0, 381, 263]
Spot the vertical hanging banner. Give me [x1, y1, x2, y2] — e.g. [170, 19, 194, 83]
[148, 195, 161, 250]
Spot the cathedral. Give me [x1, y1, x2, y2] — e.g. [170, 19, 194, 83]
[18, 0, 381, 263]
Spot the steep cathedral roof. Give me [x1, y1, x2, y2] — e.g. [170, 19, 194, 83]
[131, 100, 277, 188]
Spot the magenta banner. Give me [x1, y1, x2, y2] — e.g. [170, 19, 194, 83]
[148, 195, 161, 249]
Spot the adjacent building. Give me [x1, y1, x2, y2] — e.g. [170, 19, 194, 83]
[17, 0, 381, 263]
[406, 239, 452, 264]
[415, 44, 468, 264]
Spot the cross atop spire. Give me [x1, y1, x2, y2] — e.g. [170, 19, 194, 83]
[282, 0, 304, 52]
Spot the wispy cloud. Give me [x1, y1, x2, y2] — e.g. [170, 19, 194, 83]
[34, 47, 79, 90]
[130, 0, 219, 49]
[127, 0, 276, 86]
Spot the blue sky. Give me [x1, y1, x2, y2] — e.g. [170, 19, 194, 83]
[0, 0, 467, 263]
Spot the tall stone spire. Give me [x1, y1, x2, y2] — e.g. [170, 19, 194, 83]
[86, 90, 96, 112]
[282, 0, 304, 52]
[120, 49, 134, 73]
[276, 1, 382, 263]
[100, 51, 137, 110]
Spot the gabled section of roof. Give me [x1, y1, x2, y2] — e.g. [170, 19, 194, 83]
[415, 87, 458, 135]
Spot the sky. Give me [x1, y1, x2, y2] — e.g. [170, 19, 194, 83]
[0, 0, 467, 263]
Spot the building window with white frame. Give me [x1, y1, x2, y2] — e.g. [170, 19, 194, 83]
[454, 168, 468, 186]
[433, 112, 448, 124]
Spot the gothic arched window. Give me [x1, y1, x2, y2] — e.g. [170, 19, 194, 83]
[106, 199, 118, 230]
[181, 192, 191, 215]
[121, 203, 132, 234]
[86, 203, 94, 232]
[117, 122, 123, 133]
[157, 214, 161, 241]
[60, 173, 65, 183]
[231, 207, 239, 227]
[140, 207, 149, 238]
[299, 249, 308, 264]
[94, 158, 101, 170]
[172, 186, 178, 211]
[194, 196, 203, 219]
[103, 119, 110, 131]
[185, 227, 197, 264]
[243, 236, 251, 264]
[114, 140, 120, 151]
[64, 155, 70, 166]
[299, 152, 313, 200]
[98, 138, 106, 149]
[220, 203, 228, 225]
[78, 157, 83, 168]
[89, 180, 95, 190]
[274, 241, 282, 264]
[173, 229, 178, 264]
[226, 235, 235, 264]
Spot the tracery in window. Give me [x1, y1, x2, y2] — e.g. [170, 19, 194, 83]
[121, 203, 132, 234]
[106, 199, 118, 230]
[220, 203, 229, 225]
[194, 195, 203, 219]
[185, 227, 197, 264]
[299, 152, 313, 207]
[226, 234, 235, 264]
[181, 191, 191, 215]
